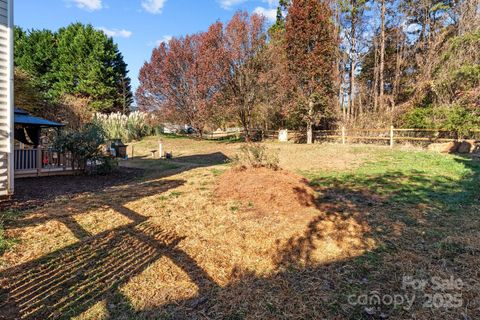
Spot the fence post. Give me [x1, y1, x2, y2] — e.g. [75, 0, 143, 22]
[131, 145, 135, 159]
[390, 126, 394, 148]
[158, 140, 163, 159]
[342, 126, 346, 145]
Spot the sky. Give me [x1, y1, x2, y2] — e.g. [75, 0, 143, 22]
[15, 0, 279, 93]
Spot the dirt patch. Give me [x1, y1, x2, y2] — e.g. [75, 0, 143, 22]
[0, 168, 143, 212]
[215, 167, 316, 215]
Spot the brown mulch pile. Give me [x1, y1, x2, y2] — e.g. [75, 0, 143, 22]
[0, 168, 143, 212]
[215, 166, 316, 215]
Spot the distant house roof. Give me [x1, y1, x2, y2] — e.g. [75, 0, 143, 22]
[14, 108, 64, 128]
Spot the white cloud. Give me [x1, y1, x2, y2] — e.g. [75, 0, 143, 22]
[262, 0, 279, 7]
[71, 0, 103, 11]
[142, 0, 167, 14]
[219, 0, 279, 15]
[156, 35, 172, 46]
[218, 0, 248, 10]
[98, 27, 133, 38]
[253, 6, 277, 22]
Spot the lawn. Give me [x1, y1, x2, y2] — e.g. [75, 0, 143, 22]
[1, 136, 479, 319]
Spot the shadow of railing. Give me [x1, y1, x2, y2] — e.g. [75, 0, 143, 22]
[0, 152, 232, 319]
[125, 156, 480, 319]
[1, 155, 478, 319]
[2, 152, 229, 212]
[0, 200, 219, 319]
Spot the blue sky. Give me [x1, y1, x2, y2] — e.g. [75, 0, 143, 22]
[15, 0, 279, 92]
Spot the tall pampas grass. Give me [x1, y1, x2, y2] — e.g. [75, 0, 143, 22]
[93, 112, 150, 142]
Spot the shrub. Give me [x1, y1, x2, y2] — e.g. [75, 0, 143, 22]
[53, 122, 106, 171]
[233, 143, 279, 170]
[401, 104, 480, 137]
[96, 156, 119, 175]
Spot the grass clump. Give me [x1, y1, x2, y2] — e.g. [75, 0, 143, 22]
[0, 210, 20, 255]
[232, 143, 279, 170]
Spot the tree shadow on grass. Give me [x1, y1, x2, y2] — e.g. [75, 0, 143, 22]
[1, 155, 479, 319]
[0, 152, 230, 319]
[130, 152, 229, 167]
[127, 156, 480, 319]
[1, 152, 230, 212]
[0, 221, 221, 320]
[0, 174, 224, 319]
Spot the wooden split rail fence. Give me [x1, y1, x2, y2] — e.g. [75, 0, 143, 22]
[203, 127, 480, 147]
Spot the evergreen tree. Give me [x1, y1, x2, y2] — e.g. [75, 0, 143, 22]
[14, 23, 133, 114]
[53, 23, 132, 112]
[14, 27, 57, 101]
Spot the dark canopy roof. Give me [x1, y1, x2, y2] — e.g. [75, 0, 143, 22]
[14, 108, 64, 128]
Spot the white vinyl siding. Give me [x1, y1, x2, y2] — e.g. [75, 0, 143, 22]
[0, 0, 12, 196]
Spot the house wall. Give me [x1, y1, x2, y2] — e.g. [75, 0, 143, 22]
[0, 0, 13, 196]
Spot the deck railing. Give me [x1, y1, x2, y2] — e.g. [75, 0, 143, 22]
[14, 148, 75, 175]
[14, 148, 38, 171]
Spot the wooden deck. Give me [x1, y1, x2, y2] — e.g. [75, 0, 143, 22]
[15, 167, 81, 178]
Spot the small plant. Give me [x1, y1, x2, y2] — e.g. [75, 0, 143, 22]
[233, 143, 279, 170]
[96, 156, 119, 175]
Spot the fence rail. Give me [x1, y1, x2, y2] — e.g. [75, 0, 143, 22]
[202, 127, 480, 146]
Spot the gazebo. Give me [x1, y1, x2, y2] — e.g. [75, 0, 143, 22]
[13, 108, 74, 177]
[14, 108, 64, 147]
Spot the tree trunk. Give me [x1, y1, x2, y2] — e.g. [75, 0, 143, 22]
[358, 90, 363, 116]
[392, 35, 404, 109]
[348, 2, 357, 122]
[379, 0, 386, 111]
[244, 126, 250, 142]
[306, 121, 313, 144]
[373, 37, 379, 112]
[334, 2, 342, 117]
[349, 6, 356, 121]
[240, 107, 251, 142]
[349, 57, 355, 121]
[307, 100, 314, 144]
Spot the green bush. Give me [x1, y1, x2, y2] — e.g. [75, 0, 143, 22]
[402, 104, 480, 136]
[53, 122, 106, 171]
[402, 106, 434, 129]
[96, 156, 119, 175]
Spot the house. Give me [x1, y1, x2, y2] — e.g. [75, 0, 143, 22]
[0, 0, 13, 196]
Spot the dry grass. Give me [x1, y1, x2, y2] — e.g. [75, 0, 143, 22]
[0, 135, 479, 319]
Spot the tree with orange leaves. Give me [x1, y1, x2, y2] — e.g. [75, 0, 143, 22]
[137, 22, 227, 137]
[285, 0, 338, 143]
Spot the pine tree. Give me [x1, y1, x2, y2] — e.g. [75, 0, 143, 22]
[14, 23, 133, 114]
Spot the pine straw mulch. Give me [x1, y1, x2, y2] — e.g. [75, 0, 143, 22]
[215, 167, 317, 216]
[0, 163, 479, 319]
